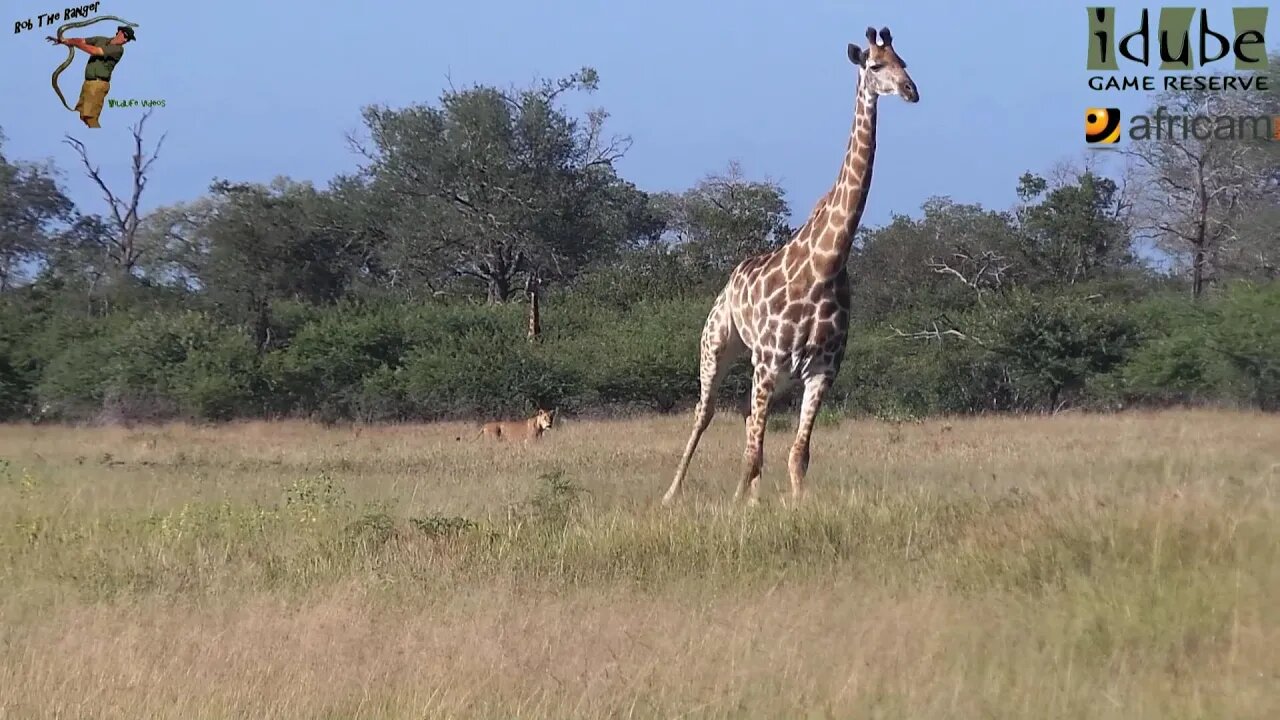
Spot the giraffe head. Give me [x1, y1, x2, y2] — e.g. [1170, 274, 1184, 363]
[847, 26, 918, 103]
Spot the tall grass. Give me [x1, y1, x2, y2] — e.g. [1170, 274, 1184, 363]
[1, 410, 1277, 718]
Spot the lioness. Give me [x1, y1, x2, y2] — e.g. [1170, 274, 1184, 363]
[476, 408, 556, 441]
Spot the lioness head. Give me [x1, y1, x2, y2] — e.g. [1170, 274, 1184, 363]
[535, 408, 556, 432]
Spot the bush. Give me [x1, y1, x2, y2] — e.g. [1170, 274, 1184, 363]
[27, 310, 259, 422]
[1110, 283, 1280, 410]
[2, 277, 1276, 422]
[33, 314, 130, 419]
[1211, 282, 1280, 409]
[401, 327, 580, 419]
[837, 292, 1141, 416]
[172, 336, 260, 420]
[575, 300, 705, 411]
[838, 324, 1009, 417]
[263, 302, 413, 418]
[1114, 294, 1228, 407]
[982, 291, 1141, 410]
[0, 301, 35, 418]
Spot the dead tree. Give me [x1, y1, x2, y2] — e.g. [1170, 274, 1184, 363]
[887, 321, 987, 346]
[62, 109, 166, 281]
[525, 270, 542, 342]
[1123, 90, 1274, 299]
[925, 244, 1013, 305]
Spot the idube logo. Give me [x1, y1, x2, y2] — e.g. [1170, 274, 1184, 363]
[1086, 6, 1269, 92]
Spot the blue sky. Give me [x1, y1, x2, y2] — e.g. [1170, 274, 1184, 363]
[1, 0, 1275, 231]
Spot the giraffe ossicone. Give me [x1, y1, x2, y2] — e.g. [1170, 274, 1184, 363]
[663, 26, 919, 506]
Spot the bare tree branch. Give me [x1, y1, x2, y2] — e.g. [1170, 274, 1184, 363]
[925, 245, 1013, 302]
[887, 321, 988, 347]
[62, 109, 165, 277]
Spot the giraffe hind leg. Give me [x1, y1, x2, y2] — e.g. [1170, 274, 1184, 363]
[736, 363, 781, 505]
[664, 291, 743, 505]
[787, 373, 833, 504]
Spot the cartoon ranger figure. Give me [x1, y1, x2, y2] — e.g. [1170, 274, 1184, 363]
[46, 24, 135, 128]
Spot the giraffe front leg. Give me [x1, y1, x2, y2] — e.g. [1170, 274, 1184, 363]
[787, 373, 833, 504]
[736, 364, 778, 505]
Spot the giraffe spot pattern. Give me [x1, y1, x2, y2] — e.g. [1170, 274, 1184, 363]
[665, 30, 918, 507]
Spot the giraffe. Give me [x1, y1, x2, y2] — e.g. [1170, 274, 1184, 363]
[663, 26, 918, 506]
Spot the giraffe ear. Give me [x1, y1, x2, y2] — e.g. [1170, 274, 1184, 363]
[847, 43, 864, 66]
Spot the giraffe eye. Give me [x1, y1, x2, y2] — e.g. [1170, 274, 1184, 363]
[868, 63, 885, 71]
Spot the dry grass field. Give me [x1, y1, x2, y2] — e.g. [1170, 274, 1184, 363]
[1, 409, 1278, 718]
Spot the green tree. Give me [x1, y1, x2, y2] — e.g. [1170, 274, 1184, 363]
[1014, 169, 1135, 286]
[849, 197, 1021, 322]
[353, 68, 652, 303]
[653, 161, 792, 274]
[0, 129, 75, 290]
[160, 177, 371, 350]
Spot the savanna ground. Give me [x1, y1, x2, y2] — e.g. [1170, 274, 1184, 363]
[1, 409, 1278, 719]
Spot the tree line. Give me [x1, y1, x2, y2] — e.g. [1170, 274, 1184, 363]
[1, 59, 1277, 423]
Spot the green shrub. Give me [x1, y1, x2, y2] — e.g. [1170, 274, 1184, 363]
[172, 337, 259, 420]
[3, 276, 1275, 421]
[1114, 294, 1227, 406]
[579, 301, 702, 411]
[983, 291, 1142, 410]
[1211, 282, 1280, 409]
[263, 302, 412, 418]
[400, 317, 580, 418]
[1110, 284, 1280, 410]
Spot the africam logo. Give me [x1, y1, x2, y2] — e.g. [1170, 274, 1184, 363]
[1086, 106, 1280, 145]
[1085, 108, 1123, 144]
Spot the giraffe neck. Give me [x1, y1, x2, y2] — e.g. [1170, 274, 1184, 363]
[805, 73, 878, 275]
